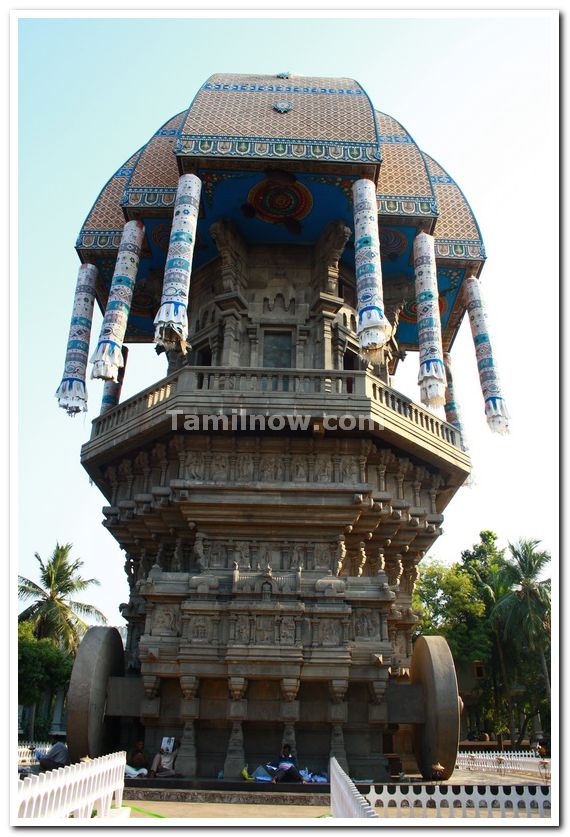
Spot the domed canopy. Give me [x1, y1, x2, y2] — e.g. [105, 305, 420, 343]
[77, 72, 484, 350]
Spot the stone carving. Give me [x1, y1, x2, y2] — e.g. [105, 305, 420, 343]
[316, 455, 332, 483]
[313, 219, 351, 295]
[387, 556, 404, 587]
[235, 615, 250, 643]
[355, 609, 380, 639]
[341, 457, 358, 483]
[211, 454, 228, 480]
[290, 544, 304, 570]
[209, 542, 227, 569]
[280, 617, 295, 644]
[186, 451, 204, 480]
[313, 543, 330, 570]
[236, 454, 253, 481]
[190, 616, 209, 642]
[256, 615, 274, 643]
[210, 218, 247, 294]
[152, 605, 179, 636]
[292, 456, 307, 482]
[171, 539, 184, 572]
[321, 619, 341, 646]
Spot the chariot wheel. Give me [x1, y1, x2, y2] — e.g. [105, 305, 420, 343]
[66, 626, 125, 762]
[410, 635, 460, 780]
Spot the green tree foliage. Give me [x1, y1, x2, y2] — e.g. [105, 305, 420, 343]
[18, 543, 107, 653]
[18, 621, 73, 707]
[412, 560, 491, 663]
[413, 531, 551, 744]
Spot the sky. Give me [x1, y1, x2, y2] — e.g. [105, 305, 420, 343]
[15, 11, 558, 629]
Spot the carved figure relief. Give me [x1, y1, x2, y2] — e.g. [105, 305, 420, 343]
[292, 457, 307, 482]
[152, 605, 179, 636]
[209, 542, 227, 569]
[235, 615, 250, 643]
[321, 619, 341, 646]
[186, 451, 204, 480]
[290, 544, 304, 569]
[341, 457, 358, 483]
[334, 538, 347, 576]
[190, 616, 209, 642]
[316, 455, 332, 483]
[355, 609, 380, 639]
[236, 454, 253, 481]
[313, 543, 330, 570]
[211, 454, 228, 480]
[256, 615, 274, 643]
[280, 617, 295, 644]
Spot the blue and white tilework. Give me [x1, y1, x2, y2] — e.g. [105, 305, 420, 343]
[413, 232, 446, 408]
[154, 174, 202, 352]
[352, 179, 391, 353]
[55, 263, 98, 415]
[91, 220, 144, 381]
[465, 275, 509, 434]
[100, 346, 128, 414]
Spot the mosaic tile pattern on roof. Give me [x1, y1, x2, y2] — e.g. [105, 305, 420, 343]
[129, 113, 184, 188]
[82, 158, 137, 231]
[433, 182, 480, 241]
[376, 112, 408, 137]
[181, 89, 376, 144]
[378, 143, 432, 197]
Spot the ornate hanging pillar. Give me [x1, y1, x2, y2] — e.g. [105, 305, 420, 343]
[100, 346, 128, 414]
[154, 174, 202, 353]
[443, 352, 467, 450]
[352, 179, 391, 358]
[464, 275, 509, 434]
[413, 232, 446, 407]
[91, 220, 145, 381]
[55, 263, 98, 414]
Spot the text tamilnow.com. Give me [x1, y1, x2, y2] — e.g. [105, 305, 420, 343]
[166, 410, 376, 433]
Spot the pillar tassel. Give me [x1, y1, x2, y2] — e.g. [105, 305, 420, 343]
[154, 174, 201, 353]
[443, 352, 468, 451]
[413, 232, 446, 408]
[55, 263, 98, 415]
[465, 275, 509, 434]
[90, 220, 144, 381]
[100, 346, 128, 414]
[352, 179, 391, 358]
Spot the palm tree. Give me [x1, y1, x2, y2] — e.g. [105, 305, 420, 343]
[18, 543, 108, 653]
[467, 562, 517, 747]
[493, 539, 551, 701]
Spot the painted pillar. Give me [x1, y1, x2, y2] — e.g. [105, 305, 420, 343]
[90, 220, 144, 381]
[154, 174, 202, 353]
[352, 179, 391, 354]
[55, 263, 98, 415]
[464, 275, 509, 434]
[100, 346, 128, 414]
[413, 232, 446, 407]
[443, 352, 467, 450]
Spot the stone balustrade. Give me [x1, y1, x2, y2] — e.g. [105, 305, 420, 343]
[87, 367, 468, 476]
[456, 751, 550, 781]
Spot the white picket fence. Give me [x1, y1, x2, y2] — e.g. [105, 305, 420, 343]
[364, 783, 551, 818]
[17, 751, 129, 820]
[330, 758, 378, 818]
[456, 751, 550, 780]
[18, 742, 52, 765]
[329, 759, 551, 819]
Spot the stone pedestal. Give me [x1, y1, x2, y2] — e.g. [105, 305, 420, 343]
[176, 720, 197, 777]
[223, 721, 245, 778]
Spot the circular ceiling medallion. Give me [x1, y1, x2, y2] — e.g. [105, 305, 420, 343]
[247, 179, 313, 224]
[379, 228, 408, 260]
[272, 100, 293, 113]
[399, 294, 448, 324]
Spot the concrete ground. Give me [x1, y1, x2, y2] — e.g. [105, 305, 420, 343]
[123, 768, 549, 820]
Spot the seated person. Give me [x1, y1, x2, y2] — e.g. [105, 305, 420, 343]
[125, 739, 150, 777]
[148, 738, 181, 778]
[38, 735, 70, 771]
[271, 744, 306, 784]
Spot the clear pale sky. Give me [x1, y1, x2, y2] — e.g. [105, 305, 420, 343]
[16, 12, 558, 627]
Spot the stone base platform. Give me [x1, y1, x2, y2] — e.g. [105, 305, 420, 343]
[123, 782, 331, 807]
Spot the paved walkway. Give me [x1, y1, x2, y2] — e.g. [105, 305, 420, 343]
[123, 768, 548, 820]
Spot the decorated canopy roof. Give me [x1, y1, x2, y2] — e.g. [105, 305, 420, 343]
[77, 72, 485, 350]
